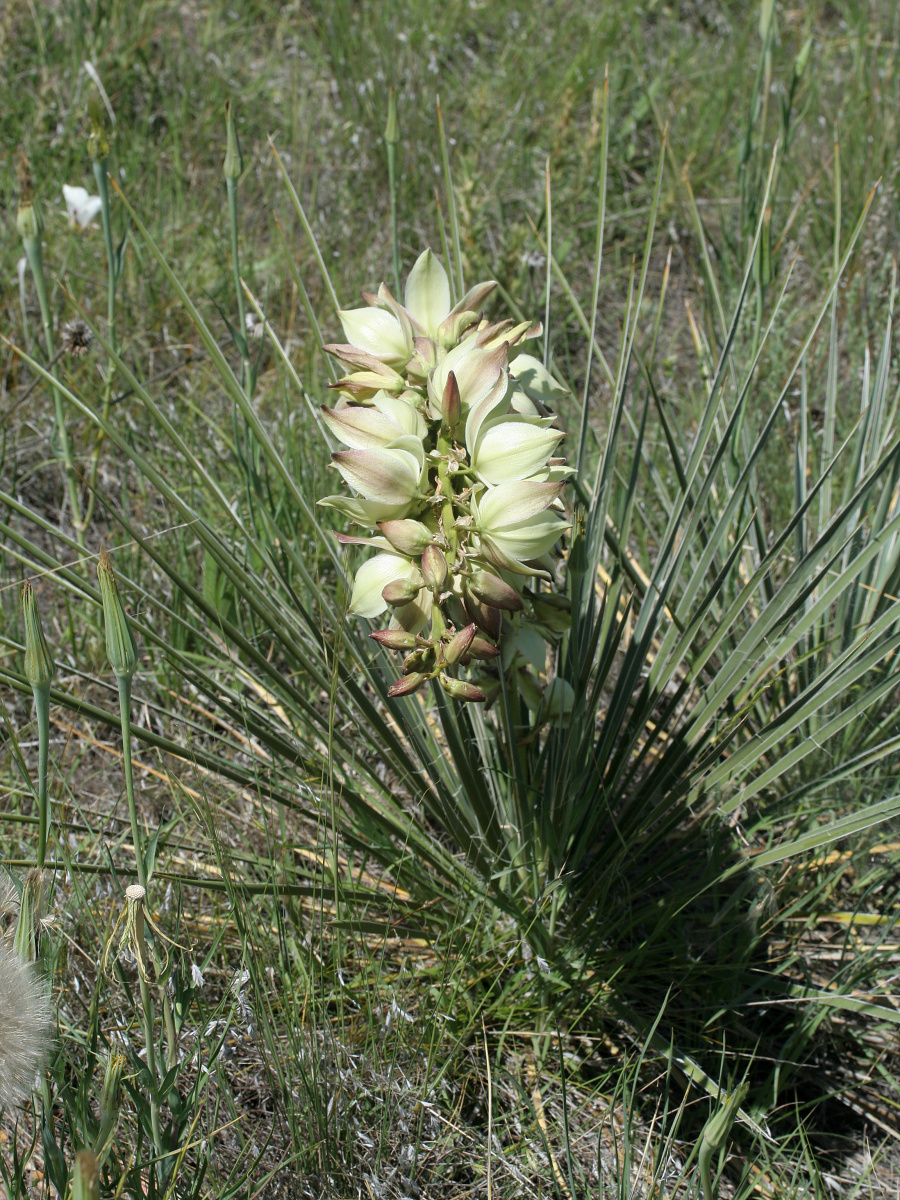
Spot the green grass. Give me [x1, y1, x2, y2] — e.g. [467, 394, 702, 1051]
[3, 1, 900, 1197]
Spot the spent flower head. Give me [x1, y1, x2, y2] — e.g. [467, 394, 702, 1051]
[319, 250, 573, 709]
[61, 318, 94, 357]
[0, 941, 53, 1108]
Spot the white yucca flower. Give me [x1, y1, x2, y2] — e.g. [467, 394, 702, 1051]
[319, 249, 573, 712]
[0, 942, 52, 1108]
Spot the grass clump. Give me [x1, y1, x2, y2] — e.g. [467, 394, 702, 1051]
[2, 2, 900, 1197]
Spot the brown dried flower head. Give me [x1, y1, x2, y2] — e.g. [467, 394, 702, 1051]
[61, 319, 93, 358]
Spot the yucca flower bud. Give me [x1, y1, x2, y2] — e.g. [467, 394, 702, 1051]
[441, 370, 461, 427]
[72, 1151, 100, 1200]
[463, 592, 503, 640]
[379, 519, 434, 556]
[22, 582, 53, 693]
[388, 672, 427, 698]
[444, 623, 476, 665]
[97, 549, 138, 681]
[223, 99, 243, 180]
[402, 646, 435, 675]
[468, 569, 523, 612]
[438, 674, 486, 703]
[370, 629, 418, 650]
[468, 636, 500, 661]
[383, 577, 422, 607]
[421, 545, 448, 590]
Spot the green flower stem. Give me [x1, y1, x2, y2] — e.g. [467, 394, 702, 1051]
[132, 897, 165, 1171]
[117, 675, 146, 889]
[226, 176, 250, 393]
[80, 159, 119, 532]
[34, 682, 50, 867]
[22, 235, 84, 540]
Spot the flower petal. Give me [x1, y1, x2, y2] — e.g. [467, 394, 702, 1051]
[332, 445, 421, 504]
[338, 307, 410, 364]
[350, 554, 419, 618]
[509, 353, 569, 405]
[404, 249, 451, 337]
[480, 510, 568, 562]
[471, 418, 564, 485]
[475, 481, 564, 530]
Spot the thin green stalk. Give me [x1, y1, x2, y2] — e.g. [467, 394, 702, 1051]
[118, 675, 146, 889]
[22, 236, 84, 539]
[34, 686, 50, 867]
[226, 176, 250, 392]
[130, 891, 165, 1172]
[22, 581, 54, 868]
[80, 158, 119, 531]
[385, 88, 401, 295]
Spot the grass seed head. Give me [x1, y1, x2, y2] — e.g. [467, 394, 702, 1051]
[0, 941, 52, 1109]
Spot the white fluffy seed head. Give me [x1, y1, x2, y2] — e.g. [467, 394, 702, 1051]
[0, 943, 53, 1108]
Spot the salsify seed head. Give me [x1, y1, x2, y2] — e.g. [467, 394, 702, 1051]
[320, 249, 574, 711]
[0, 942, 53, 1109]
[61, 318, 93, 357]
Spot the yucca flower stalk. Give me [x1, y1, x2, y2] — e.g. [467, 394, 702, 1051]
[21, 582, 53, 867]
[16, 152, 84, 539]
[320, 248, 573, 712]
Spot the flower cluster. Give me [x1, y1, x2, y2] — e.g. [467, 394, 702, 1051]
[320, 250, 573, 708]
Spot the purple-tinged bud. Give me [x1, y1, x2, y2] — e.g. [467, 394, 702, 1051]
[442, 370, 461, 427]
[463, 592, 503, 640]
[388, 672, 428, 698]
[370, 629, 418, 651]
[402, 646, 434, 675]
[468, 570, 523, 612]
[468, 636, 500, 660]
[382, 578, 422, 607]
[379, 519, 434, 556]
[444, 623, 476, 665]
[421, 545, 448, 590]
[438, 673, 486, 703]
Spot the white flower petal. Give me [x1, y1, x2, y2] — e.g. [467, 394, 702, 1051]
[475, 481, 564, 530]
[63, 184, 102, 229]
[350, 554, 418, 618]
[339, 307, 410, 365]
[404, 249, 451, 337]
[471, 418, 564, 485]
[482, 510, 568, 562]
[332, 445, 422, 504]
[509, 353, 569, 404]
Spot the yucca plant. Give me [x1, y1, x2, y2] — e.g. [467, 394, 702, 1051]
[4, 85, 900, 1191]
